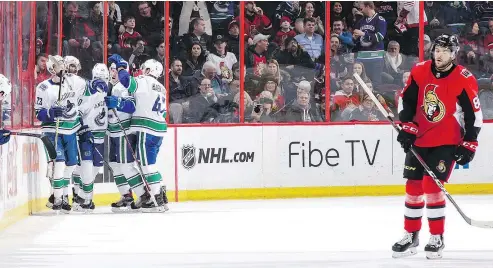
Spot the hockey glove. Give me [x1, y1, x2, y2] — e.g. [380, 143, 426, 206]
[0, 129, 11, 145]
[105, 96, 121, 109]
[453, 141, 478, 165]
[397, 122, 418, 153]
[108, 54, 128, 69]
[90, 79, 108, 94]
[49, 105, 64, 120]
[77, 125, 94, 143]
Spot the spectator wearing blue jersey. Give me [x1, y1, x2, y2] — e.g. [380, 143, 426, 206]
[352, 1, 386, 86]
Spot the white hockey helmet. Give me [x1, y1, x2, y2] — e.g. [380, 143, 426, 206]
[0, 74, 12, 100]
[46, 55, 66, 75]
[140, 59, 163, 78]
[64, 55, 82, 74]
[92, 63, 110, 83]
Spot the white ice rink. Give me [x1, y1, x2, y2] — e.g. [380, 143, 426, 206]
[0, 195, 493, 268]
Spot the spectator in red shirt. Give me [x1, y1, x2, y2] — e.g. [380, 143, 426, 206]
[274, 16, 296, 49]
[244, 1, 272, 44]
[331, 76, 360, 121]
[118, 16, 144, 49]
[34, 53, 50, 85]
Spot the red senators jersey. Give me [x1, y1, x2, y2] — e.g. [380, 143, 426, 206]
[399, 60, 483, 147]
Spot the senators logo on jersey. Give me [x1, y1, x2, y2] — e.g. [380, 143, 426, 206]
[422, 85, 445, 123]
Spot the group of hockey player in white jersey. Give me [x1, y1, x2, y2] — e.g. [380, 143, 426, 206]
[34, 53, 168, 213]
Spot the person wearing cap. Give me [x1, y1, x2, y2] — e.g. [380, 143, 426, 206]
[207, 34, 238, 80]
[226, 20, 240, 59]
[245, 33, 271, 77]
[274, 16, 296, 48]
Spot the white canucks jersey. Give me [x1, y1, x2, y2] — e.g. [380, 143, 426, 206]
[107, 82, 133, 137]
[78, 83, 108, 144]
[128, 75, 167, 137]
[34, 74, 85, 135]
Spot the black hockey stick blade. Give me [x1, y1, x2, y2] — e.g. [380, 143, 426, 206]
[10, 132, 57, 160]
[353, 72, 493, 229]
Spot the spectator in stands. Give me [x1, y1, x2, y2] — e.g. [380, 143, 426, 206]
[245, 34, 271, 77]
[423, 34, 432, 60]
[330, 2, 347, 27]
[181, 41, 206, 77]
[329, 35, 348, 92]
[244, 1, 272, 42]
[294, 17, 324, 62]
[459, 22, 482, 73]
[126, 37, 150, 75]
[250, 91, 275, 123]
[86, 2, 104, 56]
[294, 18, 305, 34]
[349, 94, 385, 121]
[155, 41, 165, 65]
[169, 59, 194, 124]
[178, 1, 212, 36]
[62, 2, 85, 56]
[118, 16, 144, 50]
[234, 91, 254, 122]
[273, 1, 301, 31]
[353, 61, 369, 82]
[425, 1, 445, 32]
[382, 41, 409, 84]
[226, 20, 240, 59]
[473, 2, 493, 32]
[479, 76, 493, 119]
[332, 18, 354, 53]
[353, 1, 386, 86]
[376, 1, 397, 42]
[483, 20, 493, 52]
[108, 1, 122, 32]
[303, 2, 325, 35]
[135, 1, 164, 45]
[207, 34, 238, 80]
[442, 2, 472, 28]
[189, 78, 219, 123]
[396, 1, 425, 56]
[331, 76, 360, 121]
[274, 16, 297, 49]
[281, 90, 322, 122]
[277, 37, 316, 71]
[191, 61, 228, 97]
[35, 53, 50, 85]
[178, 18, 212, 59]
[258, 74, 285, 113]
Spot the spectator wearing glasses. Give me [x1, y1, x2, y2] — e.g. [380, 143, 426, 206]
[189, 78, 218, 123]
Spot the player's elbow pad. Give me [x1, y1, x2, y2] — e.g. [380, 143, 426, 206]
[36, 109, 52, 122]
[117, 99, 136, 114]
[118, 70, 131, 89]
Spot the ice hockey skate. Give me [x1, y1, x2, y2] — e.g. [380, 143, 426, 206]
[46, 193, 54, 209]
[130, 192, 151, 212]
[425, 234, 445, 259]
[392, 231, 419, 258]
[111, 193, 134, 213]
[141, 189, 168, 213]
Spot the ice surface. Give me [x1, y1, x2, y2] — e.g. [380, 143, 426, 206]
[0, 195, 492, 268]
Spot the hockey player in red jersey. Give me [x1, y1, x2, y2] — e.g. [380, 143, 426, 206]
[392, 34, 483, 259]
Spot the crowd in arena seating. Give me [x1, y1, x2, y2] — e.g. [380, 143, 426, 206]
[31, 1, 493, 124]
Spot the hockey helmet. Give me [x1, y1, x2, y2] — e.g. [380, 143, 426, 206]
[431, 34, 460, 59]
[64, 56, 82, 74]
[0, 74, 12, 99]
[140, 59, 163, 78]
[92, 63, 110, 83]
[46, 55, 66, 75]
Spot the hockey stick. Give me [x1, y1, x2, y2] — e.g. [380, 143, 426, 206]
[107, 81, 159, 207]
[8, 132, 57, 160]
[353, 72, 493, 229]
[87, 137, 113, 173]
[49, 55, 65, 180]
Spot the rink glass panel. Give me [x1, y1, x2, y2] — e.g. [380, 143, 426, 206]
[241, 2, 326, 123]
[168, 1, 241, 124]
[328, 1, 420, 123]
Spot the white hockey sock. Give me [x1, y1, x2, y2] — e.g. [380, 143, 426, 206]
[79, 160, 95, 200]
[142, 165, 162, 196]
[111, 162, 131, 196]
[62, 165, 76, 197]
[72, 165, 81, 195]
[53, 162, 66, 199]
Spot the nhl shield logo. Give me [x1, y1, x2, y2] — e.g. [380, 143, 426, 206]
[182, 145, 196, 170]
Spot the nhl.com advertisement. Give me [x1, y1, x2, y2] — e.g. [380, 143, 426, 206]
[181, 145, 255, 170]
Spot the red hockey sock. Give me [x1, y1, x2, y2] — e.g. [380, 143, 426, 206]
[423, 175, 446, 235]
[404, 179, 424, 232]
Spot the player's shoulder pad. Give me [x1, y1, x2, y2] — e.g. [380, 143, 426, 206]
[37, 82, 49, 91]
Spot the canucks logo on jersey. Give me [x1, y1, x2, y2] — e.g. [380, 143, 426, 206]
[94, 108, 106, 127]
